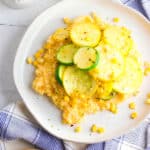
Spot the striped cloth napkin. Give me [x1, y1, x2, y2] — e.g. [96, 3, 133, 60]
[0, 0, 150, 150]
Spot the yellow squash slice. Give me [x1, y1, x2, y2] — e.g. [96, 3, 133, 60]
[113, 57, 143, 94]
[90, 44, 125, 81]
[70, 22, 101, 47]
[103, 25, 132, 55]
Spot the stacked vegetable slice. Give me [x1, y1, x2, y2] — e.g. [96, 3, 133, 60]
[55, 20, 143, 100]
[56, 22, 100, 96]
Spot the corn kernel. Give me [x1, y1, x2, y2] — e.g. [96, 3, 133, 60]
[130, 112, 137, 119]
[105, 103, 110, 110]
[64, 96, 70, 102]
[37, 58, 44, 64]
[91, 124, 97, 132]
[26, 57, 33, 64]
[144, 62, 150, 76]
[38, 49, 44, 53]
[43, 42, 51, 50]
[35, 69, 42, 76]
[112, 108, 118, 114]
[85, 16, 93, 23]
[145, 98, 150, 104]
[147, 93, 150, 98]
[33, 61, 38, 67]
[144, 69, 150, 76]
[74, 126, 81, 133]
[72, 98, 77, 105]
[63, 17, 72, 25]
[129, 102, 136, 109]
[92, 12, 101, 24]
[80, 95, 85, 99]
[113, 17, 120, 23]
[97, 127, 105, 134]
[110, 103, 118, 114]
[34, 49, 44, 59]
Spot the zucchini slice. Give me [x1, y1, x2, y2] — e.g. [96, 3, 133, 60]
[113, 57, 143, 94]
[55, 64, 66, 84]
[90, 45, 125, 81]
[73, 47, 99, 70]
[70, 22, 101, 47]
[57, 44, 78, 65]
[63, 66, 97, 96]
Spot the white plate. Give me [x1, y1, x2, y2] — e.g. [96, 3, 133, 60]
[13, 0, 150, 143]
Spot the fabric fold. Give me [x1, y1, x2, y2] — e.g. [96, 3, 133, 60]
[141, 0, 150, 20]
[0, 102, 64, 150]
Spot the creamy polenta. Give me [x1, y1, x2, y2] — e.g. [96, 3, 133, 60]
[29, 14, 143, 125]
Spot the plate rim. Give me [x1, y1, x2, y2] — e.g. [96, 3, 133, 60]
[13, 0, 150, 143]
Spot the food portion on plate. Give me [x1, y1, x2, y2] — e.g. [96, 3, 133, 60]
[27, 13, 144, 125]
